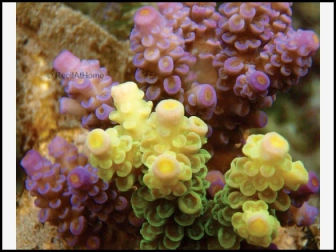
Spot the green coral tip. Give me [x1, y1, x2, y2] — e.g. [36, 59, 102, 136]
[165, 223, 184, 242]
[163, 235, 181, 250]
[140, 239, 158, 250]
[186, 221, 205, 240]
[178, 190, 203, 215]
[174, 211, 196, 226]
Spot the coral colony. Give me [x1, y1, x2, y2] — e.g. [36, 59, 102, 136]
[20, 2, 319, 250]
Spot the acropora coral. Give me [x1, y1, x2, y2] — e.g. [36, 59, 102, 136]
[19, 2, 319, 250]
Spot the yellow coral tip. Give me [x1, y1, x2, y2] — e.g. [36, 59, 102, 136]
[268, 133, 287, 148]
[155, 99, 184, 125]
[261, 132, 289, 159]
[161, 99, 179, 110]
[111, 81, 137, 101]
[152, 154, 180, 181]
[86, 129, 110, 156]
[189, 116, 208, 136]
[247, 214, 270, 237]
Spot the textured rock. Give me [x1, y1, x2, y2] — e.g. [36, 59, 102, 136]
[16, 2, 129, 157]
[16, 191, 68, 250]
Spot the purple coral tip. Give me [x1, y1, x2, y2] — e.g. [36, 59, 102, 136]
[240, 3, 256, 19]
[70, 216, 87, 235]
[307, 171, 320, 193]
[158, 56, 174, 75]
[133, 53, 146, 68]
[220, 3, 240, 16]
[146, 85, 161, 100]
[296, 171, 320, 195]
[157, 2, 183, 13]
[93, 191, 108, 204]
[48, 136, 70, 157]
[68, 167, 92, 190]
[20, 150, 43, 177]
[228, 14, 245, 32]
[38, 208, 56, 223]
[295, 29, 320, 56]
[144, 48, 160, 62]
[224, 57, 244, 75]
[194, 84, 217, 108]
[248, 71, 270, 92]
[248, 110, 268, 128]
[86, 236, 101, 250]
[291, 202, 318, 226]
[96, 104, 114, 121]
[134, 6, 164, 35]
[53, 50, 80, 73]
[205, 170, 225, 198]
[163, 75, 182, 95]
[208, 180, 225, 198]
[115, 196, 128, 211]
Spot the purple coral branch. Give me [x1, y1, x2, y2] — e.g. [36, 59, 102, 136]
[53, 50, 119, 129]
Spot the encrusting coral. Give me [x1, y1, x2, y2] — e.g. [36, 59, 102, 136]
[19, 2, 320, 250]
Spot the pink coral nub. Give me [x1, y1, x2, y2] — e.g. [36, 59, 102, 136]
[60, 97, 87, 117]
[205, 170, 226, 198]
[21, 150, 43, 177]
[53, 50, 80, 73]
[291, 202, 318, 226]
[48, 136, 71, 157]
[290, 29, 320, 57]
[134, 6, 165, 35]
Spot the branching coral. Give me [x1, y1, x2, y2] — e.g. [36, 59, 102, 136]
[109, 82, 153, 140]
[21, 137, 142, 249]
[140, 99, 210, 200]
[130, 2, 319, 174]
[89, 82, 211, 248]
[53, 50, 119, 129]
[225, 132, 308, 211]
[19, 2, 320, 250]
[86, 127, 142, 191]
[85, 82, 152, 190]
[206, 132, 315, 249]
